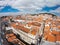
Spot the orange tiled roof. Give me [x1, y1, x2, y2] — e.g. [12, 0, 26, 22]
[11, 22, 30, 33]
[6, 33, 16, 42]
[31, 27, 39, 35]
[27, 22, 41, 27]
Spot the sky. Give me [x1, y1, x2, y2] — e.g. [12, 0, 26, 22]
[0, 0, 60, 16]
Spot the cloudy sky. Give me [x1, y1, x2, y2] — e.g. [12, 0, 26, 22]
[0, 0, 60, 16]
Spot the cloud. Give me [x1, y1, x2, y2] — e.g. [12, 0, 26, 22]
[10, 0, 60, 8]
[50, 7, 60, 13]
[0, 12, 23, 16]
[0, 0, 60, 9]
[46, 0, 60, 7]
[53, 7, 60, 13]
[0, 7, 4, 10]
[0, 0, 60, 15]
[46, 7, 60, 16]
